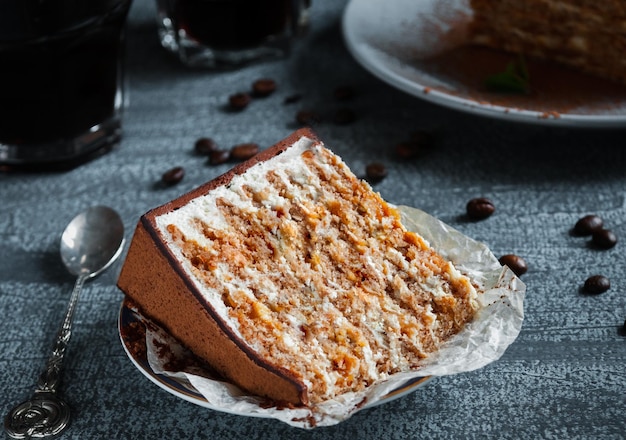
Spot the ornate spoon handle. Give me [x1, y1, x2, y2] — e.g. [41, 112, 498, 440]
[4, 274, 87, 439]
[37, 274, 87, 393]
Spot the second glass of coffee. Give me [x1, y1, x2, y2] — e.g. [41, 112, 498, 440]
[156, 0, 309, 68]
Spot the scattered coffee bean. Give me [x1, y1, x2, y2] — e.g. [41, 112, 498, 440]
[194, 137, 219, 155]
[573, 214, 604, 236]
[394, 130, 433, 160]
[498, 254, 528, 276]
[296, 110, 321, 125]
[395, 142, 421, 159]
[583, 275, 610, 294]
[161, 166, 185, 185]
[591, 228, 617, 249]
[333, 108, 356, 125]
[284, 93, 302, 105]
[466, 197, 495, 220]
[231, 143, 259, 161]
[208, 149, 230, 165]
[252, 78, 277, 97]
[410, 130, 433, 146]
[229, 92, 251, 111]
[365, 162, 388, 182]
[333, 85, 355, 101]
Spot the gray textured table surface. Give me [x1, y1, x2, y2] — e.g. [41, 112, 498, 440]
[2, 1, 626, 439]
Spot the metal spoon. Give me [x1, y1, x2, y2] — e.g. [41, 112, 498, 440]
[4, 206, 125, 439]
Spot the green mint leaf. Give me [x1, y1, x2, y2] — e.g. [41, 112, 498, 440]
[514, 55, 529, 82]
[485, 55, 530, 94]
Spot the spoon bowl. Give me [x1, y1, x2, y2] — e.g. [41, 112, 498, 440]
[60, 206, 125, 278]
[4, 206, 125, 439]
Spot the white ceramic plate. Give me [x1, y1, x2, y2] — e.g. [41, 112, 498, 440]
[342, 0, 626, 127]
[118, 298, 432, 418]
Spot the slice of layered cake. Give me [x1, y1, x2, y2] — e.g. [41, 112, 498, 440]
[468, 0, 626, 84]
[117, 128, 478, 406]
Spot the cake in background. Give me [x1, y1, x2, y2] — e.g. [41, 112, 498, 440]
[468, 0, 626, 84]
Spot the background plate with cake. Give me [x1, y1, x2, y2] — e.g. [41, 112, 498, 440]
[343, 0, 626, 127]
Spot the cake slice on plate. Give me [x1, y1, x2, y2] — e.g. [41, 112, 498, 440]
[117, 128, 479, 406]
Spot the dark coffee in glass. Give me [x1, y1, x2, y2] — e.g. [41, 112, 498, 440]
[156, 0, 309, 67]
[0, 0, 132, 170]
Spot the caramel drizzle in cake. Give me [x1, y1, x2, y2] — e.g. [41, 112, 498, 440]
[164, 145, 477, 403]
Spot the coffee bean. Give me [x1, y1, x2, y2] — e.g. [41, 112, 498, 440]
[573, 214, 604, 236]
[394, 130, 433, 160]
[231, 143, 259, 161]
[333, 108, 356, 125]
[498, 254, 528, 276]
[194, 137, 218, 155]
[583, 275, 610, 294]
[296, 110, 321, 125]
[365, 162, 388, 182]
[252, 78, 277, 97]
[395, 142, 421, 159]
[591, 229, 617, 249]
[229, 92, 251, 111]
[284, 93, 302, 104]
[466, 197, 495, 220]
[162, 166, 185, 185]
[333, 86, 355, 101]
[208, 150, 230, 165]
[410, 130, 433, 146]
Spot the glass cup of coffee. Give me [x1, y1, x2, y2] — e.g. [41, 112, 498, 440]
[0, 0, 133, 171]
[155, 0, 310, 68]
